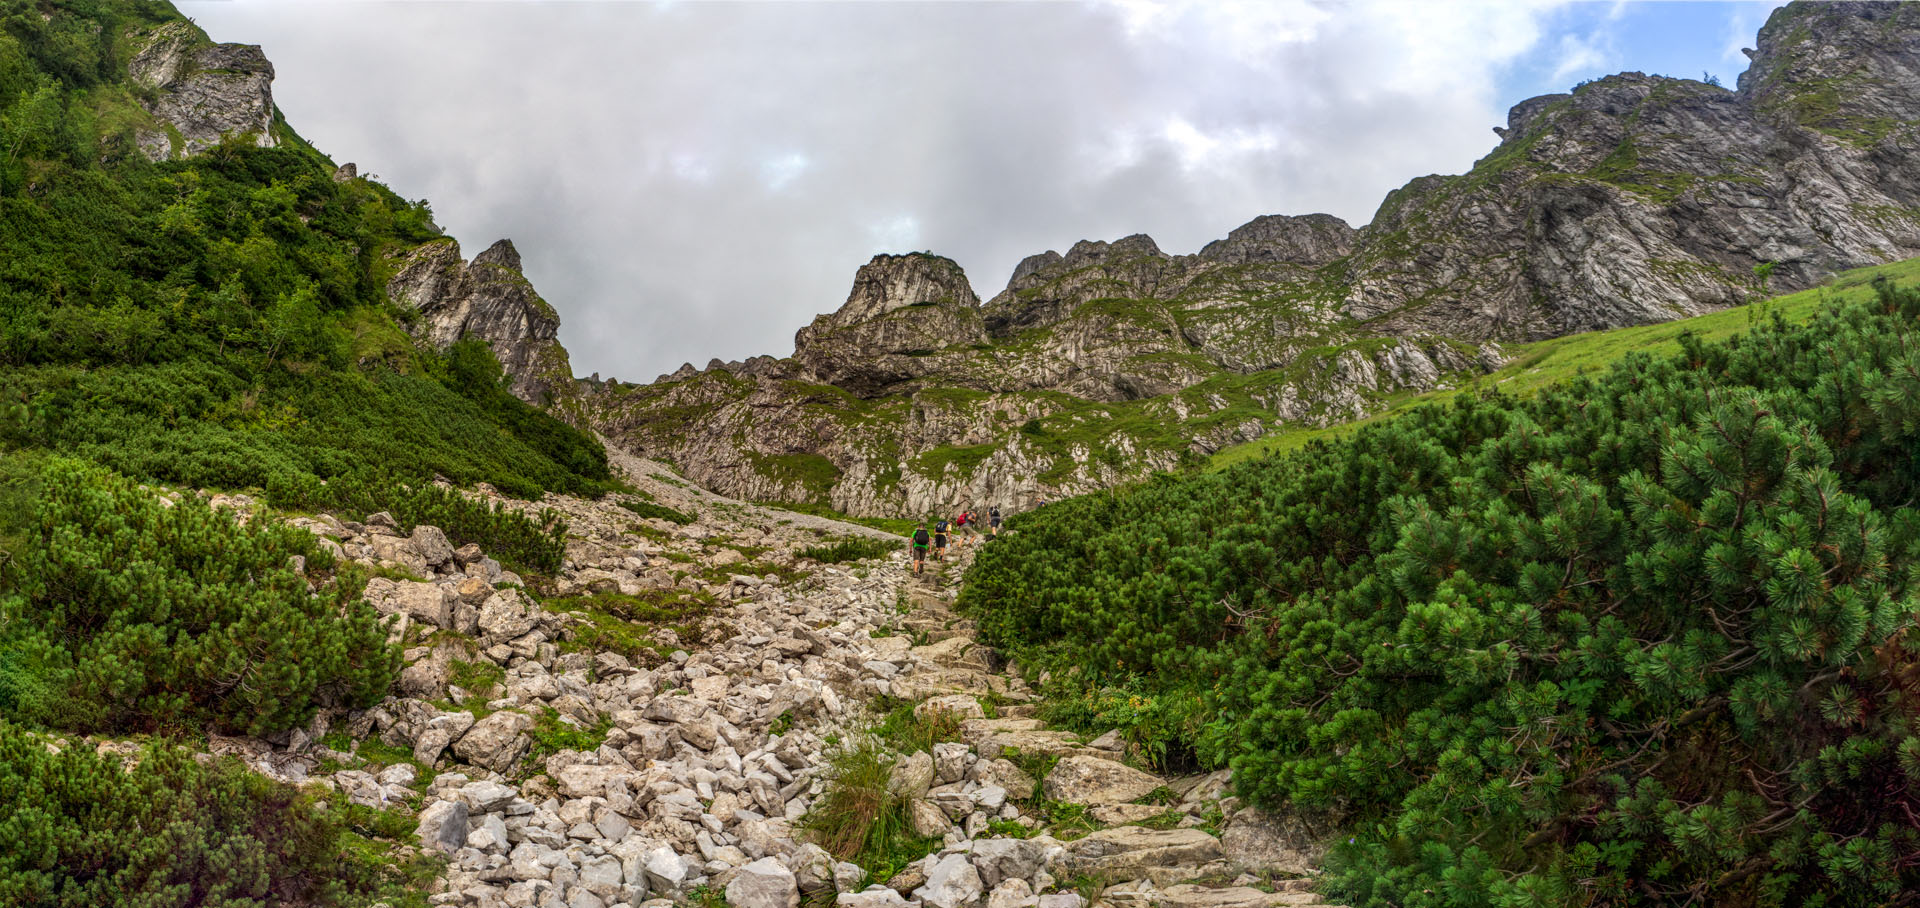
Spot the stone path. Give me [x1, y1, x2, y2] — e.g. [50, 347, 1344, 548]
[170, 447, 1343, 908]
[877, 549, 1348, 908]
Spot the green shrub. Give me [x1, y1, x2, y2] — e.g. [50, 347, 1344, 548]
[0, 459, 399, 737]
[614, 496, 696, 525]
[267, 469, 569, 575]
[961, 279, 1920, 904]
[0, 720, 403, 907]
[797, 536, 898, 564]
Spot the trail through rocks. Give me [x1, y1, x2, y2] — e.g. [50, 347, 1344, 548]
[166, 446, 1341, 908]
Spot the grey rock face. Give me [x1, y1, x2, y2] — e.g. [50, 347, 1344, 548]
[386, 238, 575, 404]
[130, 22, 278, 161]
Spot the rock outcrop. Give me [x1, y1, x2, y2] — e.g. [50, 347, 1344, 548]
[387, 238, 576, 405]
[129, 21, 279, 161]
[583, 2, 1920, 518]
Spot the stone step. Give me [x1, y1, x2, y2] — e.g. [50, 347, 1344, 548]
[1150, 884, 1331, 908]
[1060, 827, 1225, 881]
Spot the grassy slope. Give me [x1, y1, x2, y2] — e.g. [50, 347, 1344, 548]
[1209, 256, 1920, 468]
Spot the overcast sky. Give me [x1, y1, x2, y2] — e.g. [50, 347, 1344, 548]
[179, 0, 1784, 383]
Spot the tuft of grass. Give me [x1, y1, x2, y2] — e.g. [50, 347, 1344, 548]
[522, 710, 611, 773]
[686, 884, 729, 908]
[872, 697, 964, 754]
[447, 658, 504, 697]
[1004, 747, 1059, 787]
[985, 818, 1035, 839]
[546, 589, 719, 666]
[1132, 785, 1178, 806]
[801, 737, 943, 882]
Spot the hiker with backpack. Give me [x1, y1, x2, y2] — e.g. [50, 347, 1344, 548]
[989, 505, 1002, 538]
[910, 523, 931, 574]
[933, 517, 949, 561]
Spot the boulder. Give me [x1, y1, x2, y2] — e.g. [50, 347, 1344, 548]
[414, 799, 468, 855]
[913, 853, 984, 908]
[909, 798, 954, 837]
[644, 844, 692, 895]
[727, 856, 801, 908]
[888, 751, 935, 800]
[970, 838, 1049, 888]
[1042, 755, 1162, 806]
[838, 890, 915, 908]
[974, 759, 1036, 800]
[933, 742, 970, 784]
[370, 535, 428, 576]
[478, 589, 539, 642]
[453, 710, 533, 773]
[411, 524, 455, 567]
[986, 879, 1036, 908]
[1219, 807, 1328, 875]
[459, 779, 519, 813]
[917, 695, 985, 721]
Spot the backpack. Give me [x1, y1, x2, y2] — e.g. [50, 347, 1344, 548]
[913, 529, 930, 546]
[956, 513, 967, 526]
[936, 521, 949, 534]
[990, 507, 1000, 520]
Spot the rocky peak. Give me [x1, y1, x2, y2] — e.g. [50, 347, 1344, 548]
[1061, 234, 1167, 271]
[387, 238, 573, 405]
[820, 253, 978, 329]
[473, 239, 524, 273]
[1740, 1, 1920, 128]
[1199, 213, 1357, 266]
[128, 21, 278, 161]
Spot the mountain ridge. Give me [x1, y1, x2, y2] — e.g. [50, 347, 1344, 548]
[574, 1, 1920, 518]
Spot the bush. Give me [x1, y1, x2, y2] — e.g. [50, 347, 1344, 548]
[0, 720, 405, 907]
[960, 279, 1920, 905]
[797, 536, 898, 564]
[0, 459, 399, 737]
[614, 496, 696, 525]
[267, 469, 569, 575]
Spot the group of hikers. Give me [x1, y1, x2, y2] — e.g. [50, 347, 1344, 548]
[910, 505, 1001, 575]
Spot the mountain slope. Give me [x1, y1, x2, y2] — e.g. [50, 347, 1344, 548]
[583, 0, 1920, 519]
[0, 0, 602, 499]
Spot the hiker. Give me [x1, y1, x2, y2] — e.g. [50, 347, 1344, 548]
[954, 510, 970, 548]
[910, 523, 931, 574]
[933, 517, 949, 561]
[989, 505, 1002, 537]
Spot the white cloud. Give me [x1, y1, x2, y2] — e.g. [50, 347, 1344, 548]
[175, 0, 1740, 382]
[867, 215, 921, 253]
[1549, 31, 1615, 83]
[761, 152, 810, 192]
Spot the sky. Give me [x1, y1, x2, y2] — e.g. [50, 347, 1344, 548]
[178, 0, 1785, 383]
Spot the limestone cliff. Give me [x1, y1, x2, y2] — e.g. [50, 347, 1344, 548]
[386, 238, 576, 405]
[582, 2, 1920, 518]
[128, 21, 279, 161]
